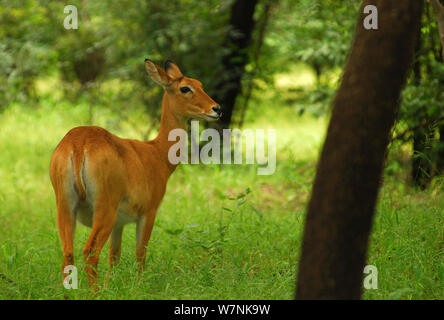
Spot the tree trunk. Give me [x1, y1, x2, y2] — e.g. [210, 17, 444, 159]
[212, 0, 259, 130]
[296, 0, 423, 300]
[238, 1, 274, 128]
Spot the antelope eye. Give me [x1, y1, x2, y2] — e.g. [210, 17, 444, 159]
[180, 86, 191, 94]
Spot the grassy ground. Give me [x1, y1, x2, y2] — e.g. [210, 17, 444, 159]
[0, 97, 442, 300]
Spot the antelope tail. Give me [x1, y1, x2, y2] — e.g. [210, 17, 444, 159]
[71, 150, 86, 200]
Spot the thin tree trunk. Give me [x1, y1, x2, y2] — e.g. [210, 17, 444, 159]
[438, 125, 444, 173]
[212, 0, 259, 130]
[238, 1, 274, 128]
[412, 126, 434, 189]
[411, 21, 433, 189]
[296, 1, 423, 300]
[430, 0, 444, 59]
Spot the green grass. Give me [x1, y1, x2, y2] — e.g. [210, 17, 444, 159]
[0, 98, 442, 300]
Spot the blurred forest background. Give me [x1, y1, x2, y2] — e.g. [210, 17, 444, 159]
[1, 0, 444, 187]
[0, 0, 443, 299]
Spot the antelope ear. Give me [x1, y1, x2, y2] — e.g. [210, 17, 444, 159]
[145, 59, 171, 87]
[164, 60, 183, 79]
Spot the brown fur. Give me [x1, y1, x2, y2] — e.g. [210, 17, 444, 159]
[49, 60, 220, 289]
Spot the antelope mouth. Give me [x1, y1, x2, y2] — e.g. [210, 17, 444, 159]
[202, 113, 221, 121]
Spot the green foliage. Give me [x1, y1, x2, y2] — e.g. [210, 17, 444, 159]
[394, 5, 444, 184]
[252, 0, 360, 118]
[0, 0, 365, 121]
[400, 60, 444, 127]
[0, 0, 231, 114]
[0, 0, 57, 106]
[264, 0, 359, 76]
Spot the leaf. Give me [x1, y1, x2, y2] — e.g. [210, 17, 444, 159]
[251, 206, 264, 217]
[185, 223, 200, 228]
[165, 228, 184, 236]
[388, 288, 415, 299]
[235, 187, 252, 199]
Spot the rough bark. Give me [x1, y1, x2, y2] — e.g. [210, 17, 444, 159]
[296, 1, 423, 300]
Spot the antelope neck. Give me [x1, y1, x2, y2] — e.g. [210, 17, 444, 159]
[148, 92, 187, 173]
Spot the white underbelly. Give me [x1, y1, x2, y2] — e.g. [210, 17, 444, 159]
[75, 202, 94, 227]
[74, 200, 138, 228]
[115, 208, 139, 227]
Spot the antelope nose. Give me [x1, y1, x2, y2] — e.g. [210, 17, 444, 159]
[212, 105, 222, 116]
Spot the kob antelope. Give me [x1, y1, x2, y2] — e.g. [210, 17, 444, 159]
[49, 59, 222, 288]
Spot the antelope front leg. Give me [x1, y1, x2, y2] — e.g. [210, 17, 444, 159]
[135, 211, 157, 272]
[103, 225, 124, 288]
[108, 225, 124, 267]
